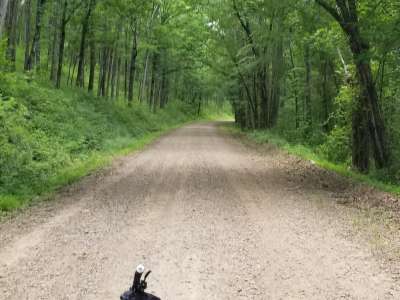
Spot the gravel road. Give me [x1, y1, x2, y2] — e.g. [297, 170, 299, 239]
[1, 122, 399, 299]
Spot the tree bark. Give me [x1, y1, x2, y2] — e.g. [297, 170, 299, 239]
[49, 1, 59, 81]
[127, 27, 138, 104]
[76, 0, 96, 87]
[23, 0, 32, 70]
[316, 0, 390, 170]
[88, 34, 96, 92]
[289, 42, 300, 129]
[269, 39, 284, 128]
[0, 0, 10, 38]
[149, 52, 159, 112]
[304, 42, 312, 130]
[55, 0, 68, 88]
[27, 0, 46, 71]
[5, 0, 18, 70]
[98, 47, 108, 97]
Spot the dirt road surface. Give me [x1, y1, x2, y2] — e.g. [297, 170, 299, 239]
[1, 122, 399, 299]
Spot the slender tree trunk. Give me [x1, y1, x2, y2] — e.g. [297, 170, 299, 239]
[88, 35, 96, 92]
[289, 43, 300, 129]
[76, 0, 96, 87]
[70, 55, 78, 86]
[97, 48, 103, 96]
[159, 50, 168, 109]
[49, 3, 59, 81]
[0, 0, 10, 38]
[116, 57, 121, 99]
[67, 53, 73, 85]
[105, 48, 113, 97]
[55, 0, 67, 88]
[321, 57, 331, 132]
[5, 0, 18, 70]
[149, 53, 159, 111]
[98, 47, 108, 97]
[140, 50, 150, 102]
[270, 40, 284, 127]
[124, 58, 128, 98]
[27, 0, 46, 71]
[23, 0, 32, 70]
[259, 68, 269, 129]
[304, 42, 312, 129]
[111, 53, 118, 99]
[127, 28, 138, 104]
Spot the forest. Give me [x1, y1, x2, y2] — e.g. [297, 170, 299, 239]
[1, 0, 400, 210]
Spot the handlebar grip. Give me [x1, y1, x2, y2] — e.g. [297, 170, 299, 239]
[133, 264, 145, 291]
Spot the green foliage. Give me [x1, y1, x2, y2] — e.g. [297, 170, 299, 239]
[0, 72, 197, 212]
[199, 101, 233, 121]
[317, 126, 350, 163]
[316, 85, 353, 163]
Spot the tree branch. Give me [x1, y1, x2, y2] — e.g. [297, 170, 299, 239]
[315, 0, 343, 24]
[232, 0, 258, 57]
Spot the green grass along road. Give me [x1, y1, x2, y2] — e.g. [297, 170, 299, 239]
[0, 73, 231, 213]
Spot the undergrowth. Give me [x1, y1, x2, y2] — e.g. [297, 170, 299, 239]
[0, 72, 205, 213]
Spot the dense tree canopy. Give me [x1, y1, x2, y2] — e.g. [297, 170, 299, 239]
[1, 0, 400, 177]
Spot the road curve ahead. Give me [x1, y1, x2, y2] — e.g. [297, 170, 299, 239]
[0, 122, 399, 299]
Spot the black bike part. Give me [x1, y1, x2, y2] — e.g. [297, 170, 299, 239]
[121, 265, 161, 300]
[133, 270, 143, 292]
[120, 290, 161, 300]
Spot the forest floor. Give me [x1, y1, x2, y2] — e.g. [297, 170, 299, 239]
[1, 122, 400, 299]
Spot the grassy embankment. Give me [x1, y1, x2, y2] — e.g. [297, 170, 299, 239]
[0, 72, 231, 213]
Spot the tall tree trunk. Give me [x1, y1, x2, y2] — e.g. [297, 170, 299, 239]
[55, 0, 67, 88]
[105, 47, 113, 97]
[321, 57, 332, 132]
[67, 52, 74, 85]
[149, 53, 159, 112]
[116, 57, 121, 99]
[289, 43, 300, 129]
[88, 35, 96, 92]
[259, 68, 269, 129]
[159, 50, 168, 109]
[70, 55, 78, 86]
[27, 0, 46, 71]
[304, 42, 312, 130]
[140, 50, 150, 102]
[316, 0, 390, 170]
[111, 53, 118, 99]
[49, 2, 59, 81]
[98, 47, 108, 97]
[0, 0, 10, 38]
[269, 39, 284, 128]
[124, 58, 128, 98]
[127, 28, 138, 104]
[76, 0, 96, 87]
[23, 0, 32, 70]
[5, 0, 18, 70]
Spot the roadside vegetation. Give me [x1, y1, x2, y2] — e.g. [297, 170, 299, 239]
[0, 0, 232, 213]
[0, 70, 201, 212]
[1, 0, 399, 210]
[208, 1, 400, 190]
